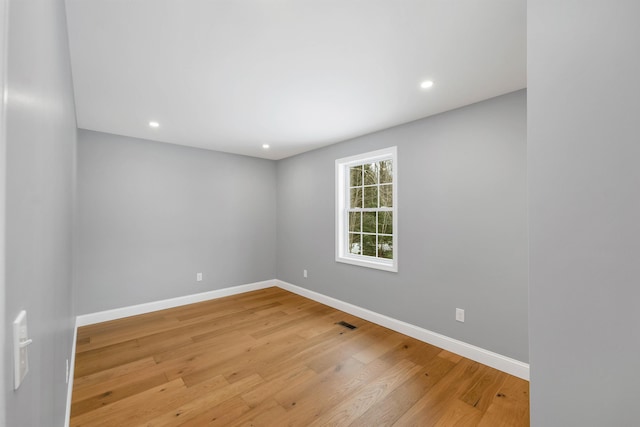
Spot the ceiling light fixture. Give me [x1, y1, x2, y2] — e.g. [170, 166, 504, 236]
[149, 121, 159, 128]
[262, 144, 270, 149]
[420, 80, 434, 89]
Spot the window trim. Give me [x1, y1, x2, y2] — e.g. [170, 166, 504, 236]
[335, 146, 398, 272]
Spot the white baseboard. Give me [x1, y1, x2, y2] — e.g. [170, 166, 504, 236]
[63, 319, 78, 427]
[75, 280, 276, 327]
[70, 278, 528, 395]
[275, 279, 529, 380]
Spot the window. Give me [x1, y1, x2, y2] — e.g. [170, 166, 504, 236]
[335, 146, 397, 272]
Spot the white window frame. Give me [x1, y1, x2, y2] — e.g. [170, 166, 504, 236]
[335, 146, 398, 272]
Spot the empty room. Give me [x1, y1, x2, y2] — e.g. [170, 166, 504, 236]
[2, 0, 638, 426]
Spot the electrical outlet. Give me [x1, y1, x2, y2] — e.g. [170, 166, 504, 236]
[196, 273, 203, 282]
[456, 308, 465, 322]
[303, 269, 308, 278]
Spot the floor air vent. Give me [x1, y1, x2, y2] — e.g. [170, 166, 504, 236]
[336, 321, 357, 330]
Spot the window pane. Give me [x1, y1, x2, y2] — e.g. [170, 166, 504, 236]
[380, 184, 392, 207]
[379, 160, 393, 184]
[363, 186, 378, 208]
[349, 212, 361, 232]
[350, 188, 362, 208]
[378, 235, 393, 259]
[362, 212, 376, 233]
[336, 147, 396, 272]
[363, 162, 378, 185]
[350, 166, 362, 187]
[362, 234, 376, 256]
[378, 211, 392, 234]
[349, 233, 361, 254]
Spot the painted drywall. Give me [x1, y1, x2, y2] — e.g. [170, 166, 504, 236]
[528, 2, 640, 426]
[76, 130, 277, 314]
[3, 0, 77, 424]
[0, 0, 8, 422]
[277, 90, 528, 362]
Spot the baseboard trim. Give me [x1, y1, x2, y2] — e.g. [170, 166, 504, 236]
[66, 280, 528, 427]
[275, 279, 529, 380]
[63, 319, 78, 427]
[75, 280, 275, 326]
[70, 278, 528, 382]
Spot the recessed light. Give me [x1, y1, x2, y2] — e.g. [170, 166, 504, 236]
[149, 121, 159, 128]
[262, 144, 270, 149]
[420, 80, 434, 89]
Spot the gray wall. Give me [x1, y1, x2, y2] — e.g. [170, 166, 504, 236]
[0, 0, 7, 422]
[3, 0, 77, 425]
[277, 90, 528, 362]
[528, 2, 640, 426]
[76, 130, 277, 314]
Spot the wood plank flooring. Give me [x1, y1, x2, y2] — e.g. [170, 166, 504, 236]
[70, 287, 529, 426]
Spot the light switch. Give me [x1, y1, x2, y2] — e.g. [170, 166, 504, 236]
[13, 310, 32, 390]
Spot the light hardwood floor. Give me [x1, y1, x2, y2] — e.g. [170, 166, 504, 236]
[70, 287, 529, 426]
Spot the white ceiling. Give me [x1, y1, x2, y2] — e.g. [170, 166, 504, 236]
[65, 0, 526, 160]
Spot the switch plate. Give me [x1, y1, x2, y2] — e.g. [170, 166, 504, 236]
[456, 308, 465, 323]
[303, 269, 308, 278]
[13, 310, 32, 389]
[196, 273, 203, 282]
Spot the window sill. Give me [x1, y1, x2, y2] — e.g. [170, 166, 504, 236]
[336, 255, 397, 272]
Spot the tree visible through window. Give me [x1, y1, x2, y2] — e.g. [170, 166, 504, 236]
[336, 147, 397, 272]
